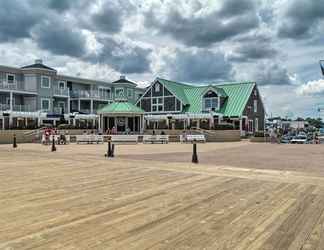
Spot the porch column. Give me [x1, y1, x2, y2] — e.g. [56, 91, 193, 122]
[78, 99, 81, 111]
[2, 117, 4, 130]
[239, 119, 243, 134]
[98, 114, 102, 130]
[197, 119, 200, 129]
[67, 97, 71, 114]
[9, 91, 13, 111]
[90, 100, 93, 114]
[25, 118, 28, 128]
[133, 117, 135, 132]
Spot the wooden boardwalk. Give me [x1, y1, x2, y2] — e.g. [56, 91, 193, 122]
[1, 143, 324, 249]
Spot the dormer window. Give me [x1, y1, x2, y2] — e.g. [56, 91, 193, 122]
[203, 90, 219, 111]
[155, 83, 160, 92]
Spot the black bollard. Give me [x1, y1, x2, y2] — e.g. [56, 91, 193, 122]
[192, 142, 198, 164]
[107, 140, 112, 157]
[13, 134, 17, 148]
[111, 144, 115, 157]
[51, 137, 56, 152]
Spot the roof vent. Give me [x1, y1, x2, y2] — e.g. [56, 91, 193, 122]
[120, 75, 126, 80]
[35, 59, 43, 64]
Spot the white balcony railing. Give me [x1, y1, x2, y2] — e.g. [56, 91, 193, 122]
[0, 103, 10, 111]
[0, 104, 36, 112]
[12, 105, 35, 112]
[71, 90, 111, 100]
[53, 87, 69, 97]
[0, 81, 37, 92]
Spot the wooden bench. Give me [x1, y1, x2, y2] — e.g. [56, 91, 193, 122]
[143, 135, 169, 144]
[76, 135, 104, 144]
[110, 135, 139, 145]
[180, 134, 206, 143]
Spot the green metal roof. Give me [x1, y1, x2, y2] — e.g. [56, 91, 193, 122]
[156, 78, 255, 117]
[97, 101, 144, 114]
[217, 82, 255, 117]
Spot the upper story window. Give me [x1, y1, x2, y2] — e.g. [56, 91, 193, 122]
[7, 74, 16, 84]
[254, 100, 258, 113]
[99, 87, 111, 99]
[41, 76, 51, 88]
[115, 88, 124, 98]
[58, 81, 66, 89]
[203, 90, 219, 111]
[155, 83, 160, 92]
[41, 98, 50, 111]
[152, 97, 163, 112]
[127, 89, 133, 98]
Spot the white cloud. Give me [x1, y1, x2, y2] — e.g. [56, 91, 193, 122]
[297, 79, 324, 96]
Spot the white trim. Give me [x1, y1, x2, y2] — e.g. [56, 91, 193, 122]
[255, 118, 259, 132]
[6, 73, 16, 84]
[253, 99, 258, 113]
[127, 88, 133, 98]
[41, 98, 51, 111]
[41, 76, 51, 88]
[115, 87, 124, 98]
[135, 78, 184, 113]
[58, 80, 66, 89]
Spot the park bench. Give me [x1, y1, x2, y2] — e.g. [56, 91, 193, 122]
[110, 135, 139, 145]
[143, 135, 169, 144]
[76, 134, 104, 144]
[180, 134, 206, 143]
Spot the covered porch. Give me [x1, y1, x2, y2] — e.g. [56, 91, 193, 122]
[97, 101, 145, 134]
[144, 113, 223, 130]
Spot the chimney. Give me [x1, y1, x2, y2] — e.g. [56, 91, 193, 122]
[120, 75, 126, 80]
[35, 59, 43, 64]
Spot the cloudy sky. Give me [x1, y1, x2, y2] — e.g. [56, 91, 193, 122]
[0, 0, 324, 118]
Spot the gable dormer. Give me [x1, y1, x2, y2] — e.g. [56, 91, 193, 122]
[202, 89, 220, 112]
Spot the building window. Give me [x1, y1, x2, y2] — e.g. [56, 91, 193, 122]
[58, 81, 66, 89]
[204, 97, 218, 111]
[99, 87, 111, 99]
[255, 118, 259, 131]
[152, 97, 163, 112]
[127, 89, 133, 98]
[7, 74, 15, 84]
[254, 89, 257, 97]
[155, 83, 160, 92]
[41, 98, 51, 111]
[115, 88, 124, 98]
[41, 76, 51, 88]
[254, 100, 258, 113]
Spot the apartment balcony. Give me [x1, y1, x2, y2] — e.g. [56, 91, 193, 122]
[71, 90, 111, 101]
[0, 104, 10, 111]
[0, 81, 37, 93]
[0, 104, 36, 112]
[53, 87, 69, 97]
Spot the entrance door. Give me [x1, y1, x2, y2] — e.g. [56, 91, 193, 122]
[116, 117, 126, 133]
[108, 117, 115, 129]
[128, 117, 134, 132]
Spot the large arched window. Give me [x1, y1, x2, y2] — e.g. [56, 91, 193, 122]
[203, 90, 219, 111]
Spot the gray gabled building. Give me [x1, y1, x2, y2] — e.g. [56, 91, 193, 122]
[0, 60, 145, 129]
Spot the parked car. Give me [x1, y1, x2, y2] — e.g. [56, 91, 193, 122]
[290, 134, 308, 144]
[281, 135, 292, 144]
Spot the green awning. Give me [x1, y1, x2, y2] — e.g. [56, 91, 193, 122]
[97, 101, 144, 114]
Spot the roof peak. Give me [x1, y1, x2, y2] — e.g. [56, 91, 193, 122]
[21, 59, 56, 71]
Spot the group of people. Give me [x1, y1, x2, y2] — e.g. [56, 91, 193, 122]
[42, 128, 69, 145]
